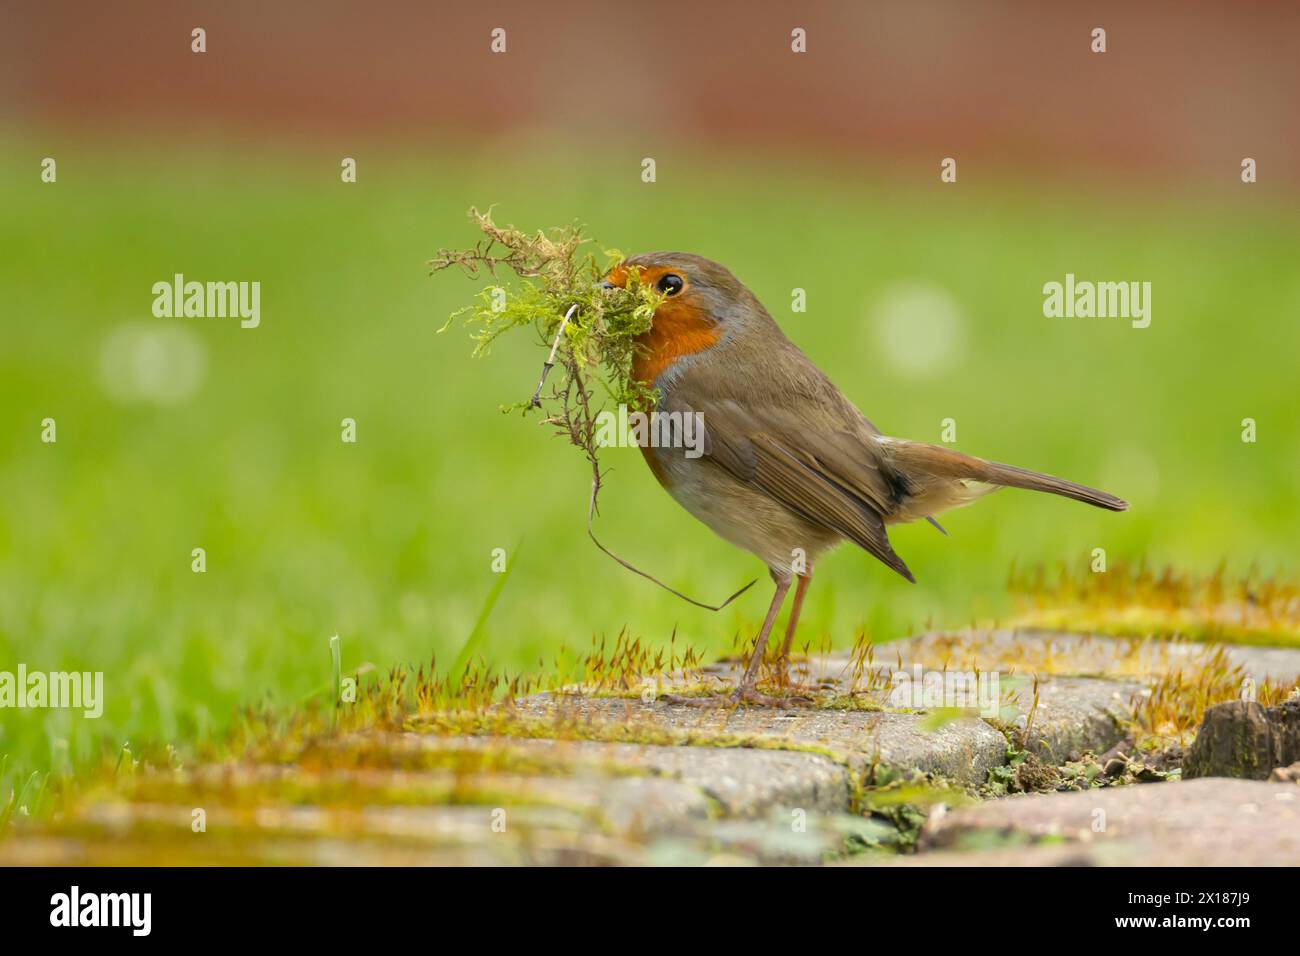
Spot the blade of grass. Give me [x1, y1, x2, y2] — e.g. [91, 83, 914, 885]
[449, 538, 522, 683]
[0, 770, 41, 831]
[330, 634, 342, 707]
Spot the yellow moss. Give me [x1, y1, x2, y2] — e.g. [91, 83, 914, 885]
[1009, 561, 1300, 646]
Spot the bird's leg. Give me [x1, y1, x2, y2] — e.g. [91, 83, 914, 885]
[664, 571, 808, 708]
[730, 570, 792, 703]
[776, 565, 813, 687]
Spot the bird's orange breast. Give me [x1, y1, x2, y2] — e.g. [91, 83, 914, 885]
[631, 302, 721, 390]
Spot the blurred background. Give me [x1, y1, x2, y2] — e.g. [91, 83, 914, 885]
[1, 1, 1298, 777]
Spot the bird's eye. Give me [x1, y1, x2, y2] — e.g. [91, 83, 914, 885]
[656, 274, 684, 296]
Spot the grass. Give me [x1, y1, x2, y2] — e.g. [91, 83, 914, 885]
[1, 131, 1298, 792]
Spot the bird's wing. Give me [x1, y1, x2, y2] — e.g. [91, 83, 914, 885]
[662, 388, 915, 582]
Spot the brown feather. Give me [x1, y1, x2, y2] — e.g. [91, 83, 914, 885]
[877, 439, 1129, 512]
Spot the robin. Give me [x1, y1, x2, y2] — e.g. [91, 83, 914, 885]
[600, 252, 1128, 708]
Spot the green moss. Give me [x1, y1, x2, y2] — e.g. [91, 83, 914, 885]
[430, 207, 662, 436]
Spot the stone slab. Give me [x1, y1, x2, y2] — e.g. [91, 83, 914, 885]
[1006, 675, 1140, 761]
[389, 734, 850, 817]
[507, 694, 1007, 787]
[917, 777, 1300, 866]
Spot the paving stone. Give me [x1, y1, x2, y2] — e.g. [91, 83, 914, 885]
[1006, 675, 1140, 761]
[0, 805, 651, 866]
[0, 771, 864, 867]
[700, 812, 872, 865]
[639, 651, 1140, 763]
[142, 762, 716, 839]
[863, 841, 1151, 867]
[916, 778, 1300, 866]
[672, 628, 1300, 763]
[392, 734, 850, 816]
[508, 694, 1007, 787]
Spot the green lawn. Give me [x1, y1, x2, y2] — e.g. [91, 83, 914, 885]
[2, 135, 1298, 782]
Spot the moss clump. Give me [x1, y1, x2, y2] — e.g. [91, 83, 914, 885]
[1127, 645, 1294, 749]
[430, 206, 661, 415]
[850, 765, 973, 852]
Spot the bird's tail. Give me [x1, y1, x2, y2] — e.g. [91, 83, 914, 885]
[877, 438, 1128, 512]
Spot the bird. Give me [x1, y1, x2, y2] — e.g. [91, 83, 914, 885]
[600, 252, 1127, 708]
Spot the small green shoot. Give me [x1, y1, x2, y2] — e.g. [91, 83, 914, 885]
[329, 634, 342, 709]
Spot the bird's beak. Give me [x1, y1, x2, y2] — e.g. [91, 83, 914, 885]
[600, 264, 629, 291]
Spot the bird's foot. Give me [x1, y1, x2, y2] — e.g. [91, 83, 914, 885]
[733, 686, 813, 709]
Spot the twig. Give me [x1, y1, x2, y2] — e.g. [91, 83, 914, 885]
[566, 361, 755, 611]
[586, 475, 756, 610]
[530, 304, 577, 408]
